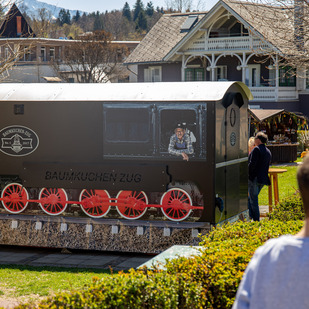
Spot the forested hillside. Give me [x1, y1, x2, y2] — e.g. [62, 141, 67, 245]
[21, 0, 167, 40]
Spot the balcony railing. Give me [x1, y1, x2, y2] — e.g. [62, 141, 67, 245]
[249, 87, 298, 102]
[185, 36, 270, 52]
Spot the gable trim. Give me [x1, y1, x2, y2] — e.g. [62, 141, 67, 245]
[164, 0, 280, 62]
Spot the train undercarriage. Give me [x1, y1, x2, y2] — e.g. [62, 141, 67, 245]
[0, 183, 204, 222]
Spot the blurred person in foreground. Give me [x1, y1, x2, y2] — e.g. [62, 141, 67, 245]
[248, 132, 271, 221]
[233, 155, 309, 309]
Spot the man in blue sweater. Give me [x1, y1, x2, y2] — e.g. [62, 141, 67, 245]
[248, 132, 271, 221]
[233, 154, 309, 309]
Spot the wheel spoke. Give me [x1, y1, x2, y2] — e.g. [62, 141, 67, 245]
[1, 183, 29, 214]
[116, 191, 148, 220]
[160, 188, 192, 221]
[39, 188, 68, 216]
[79, 189, 110, 218]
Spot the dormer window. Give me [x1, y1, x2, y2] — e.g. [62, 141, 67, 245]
[181, 15, 198, 32]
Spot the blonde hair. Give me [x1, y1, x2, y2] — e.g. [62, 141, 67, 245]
[248, 136, 255, 153]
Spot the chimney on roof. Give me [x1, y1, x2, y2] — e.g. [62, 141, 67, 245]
[16, 16, 21, 36]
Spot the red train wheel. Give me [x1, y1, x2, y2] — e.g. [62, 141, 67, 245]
[39, 188, 68, 215]
[160, 188, 192, 221]
[116, 190, 148, 220]
[1, 183, 29, 213]
[79, 189, 111, 218]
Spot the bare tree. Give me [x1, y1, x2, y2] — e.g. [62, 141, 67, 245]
[164, 0, 205, 12]
[234, 0, 309, 77]
[30, 8, 53, 37]
[53, 30, 129, 83]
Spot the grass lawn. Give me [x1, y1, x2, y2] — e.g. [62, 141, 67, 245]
[0, 264, 112, 306]
[258, 160, 300, 206]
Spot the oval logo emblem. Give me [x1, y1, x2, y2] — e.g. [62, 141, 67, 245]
[0, 125, 39, 156]
[230, 132, 236, 146]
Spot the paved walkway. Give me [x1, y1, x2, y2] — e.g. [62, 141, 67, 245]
[0, 245, 154, 271]
[0, 205, 273, 271]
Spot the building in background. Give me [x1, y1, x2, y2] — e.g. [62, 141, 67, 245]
[124, 0, 309, 117]
[0, 4, 139, 83]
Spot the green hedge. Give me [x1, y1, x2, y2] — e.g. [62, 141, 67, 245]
[164, 219, 303, 308]
[17, 219, 303, 309]
[19, 270, 205, 309]
[269, 192, 304, 221]
[16, 194, 305, 309]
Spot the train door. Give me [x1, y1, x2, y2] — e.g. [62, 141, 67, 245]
[224, 93, 243, 219]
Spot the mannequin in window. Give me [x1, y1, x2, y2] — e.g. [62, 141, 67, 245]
[168, 125, 194, 161]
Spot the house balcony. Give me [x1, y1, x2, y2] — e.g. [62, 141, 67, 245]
[249, 86, 298, 102]
[185, 36, 270, 53]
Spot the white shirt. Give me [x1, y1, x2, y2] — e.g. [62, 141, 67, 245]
[233, 235, 309, 309]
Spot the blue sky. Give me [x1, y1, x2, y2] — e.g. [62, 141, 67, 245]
[41, 0, 218, 13]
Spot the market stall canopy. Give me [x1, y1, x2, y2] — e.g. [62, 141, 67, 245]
[249, 109, 307, 123]
[249, 109, 285, 122]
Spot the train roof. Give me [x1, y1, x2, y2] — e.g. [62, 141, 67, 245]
[0, 81, 253, 102]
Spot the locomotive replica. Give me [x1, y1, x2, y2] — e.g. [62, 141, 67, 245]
[0, 82, 252, 253]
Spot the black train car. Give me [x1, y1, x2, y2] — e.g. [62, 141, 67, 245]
[0, 82, 252, 225]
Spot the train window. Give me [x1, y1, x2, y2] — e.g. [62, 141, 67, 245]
[105, 108, 150, 143]
[160, 108, 197, 154]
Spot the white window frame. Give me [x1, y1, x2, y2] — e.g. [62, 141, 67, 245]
[41, 47, 46, 61]
[246, 64, 260, 87]
[269, 68, 276, 87]
[4, 47, 9, 60]
[49, 47, 55, 60]
[144, 66, 162, 82]
[23, 46, 32, 61]
[215, 65, 227, 81]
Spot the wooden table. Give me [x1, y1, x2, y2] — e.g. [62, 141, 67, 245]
[268, 168, 287, 212]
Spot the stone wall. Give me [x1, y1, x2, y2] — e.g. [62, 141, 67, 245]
[0, 214, 211, 254]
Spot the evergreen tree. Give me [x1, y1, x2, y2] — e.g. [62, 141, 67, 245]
[73, 10, 80, 23]
[65, 10, 71, 24]
[146, 2, 154, 16]
[122, 2, 132, 21]
[58, 9, 71, 26]
[157, 6, 164, 13]
[93, 11, 104, 30]
[133, 0, 144, 21]
[136, 10, 147, 30]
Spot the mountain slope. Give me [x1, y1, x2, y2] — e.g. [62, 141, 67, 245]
[18, 0, 86, 19]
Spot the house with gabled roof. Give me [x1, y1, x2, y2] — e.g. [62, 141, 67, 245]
[0, 3, 35, 38]
[124, 0, 309, 116]
[0, 4, 139, 83]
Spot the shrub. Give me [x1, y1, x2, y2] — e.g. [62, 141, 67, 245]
[269, 192, 305, 221]
[17, 221, 303, 309]
[23, 270, 205, 309]
[164, 220, 303, 308]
